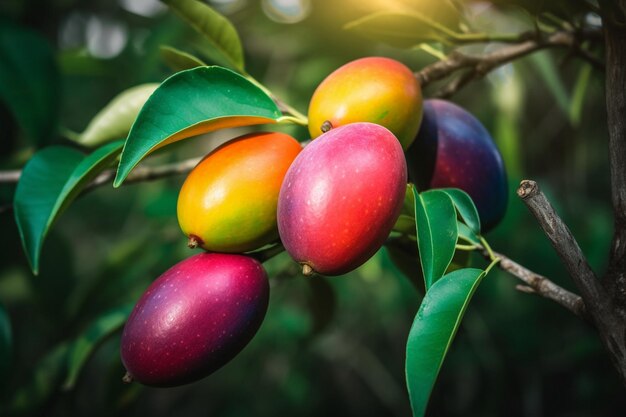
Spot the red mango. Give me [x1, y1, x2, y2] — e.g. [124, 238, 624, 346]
[278, 122, 407, 276]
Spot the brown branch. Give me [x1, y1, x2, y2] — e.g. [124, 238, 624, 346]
[86, 157, 201, 192]
[517, 180, 606, 310]
[484, 248, 588, 320]
[415, 29, 604, 98]
[518, 179, 626, 386]
[601, 3, 626, 310]
[0, 169, 21, 183]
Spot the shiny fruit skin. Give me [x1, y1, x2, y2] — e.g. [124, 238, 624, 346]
[177, 132, 302, 252]
[278, 122, 407, 276]
[120, 253, 269, 387]
[307, 57, 423, 150]
[405, 99, 508, 231]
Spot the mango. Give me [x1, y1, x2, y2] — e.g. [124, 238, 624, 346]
[307, 56, 423, 149]
[120, 253, 269, 387]
[177, 132, 302, 252]
[405, 99, 508, 231]
[278, 122, 407, 276]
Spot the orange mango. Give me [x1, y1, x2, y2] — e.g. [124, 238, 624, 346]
[177, 132, 301, 252]
[307, 56, 423, 149]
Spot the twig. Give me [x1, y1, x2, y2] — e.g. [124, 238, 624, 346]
[0, 170, 21, 183]
[517, 180, 606, 312]
[415, 29, 604, 98]
[86, 157, 201, 192]
[484, 248, 587, 320]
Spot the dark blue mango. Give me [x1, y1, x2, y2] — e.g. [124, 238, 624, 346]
[406, 99, 508, 231]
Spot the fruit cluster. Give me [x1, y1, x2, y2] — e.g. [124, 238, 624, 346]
[120, 57, 508, 387]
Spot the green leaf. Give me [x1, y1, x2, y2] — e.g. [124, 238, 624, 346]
[530, 52, 570, 116]
[569, 63, 592, 127]
[414, 187, 458, 289]
[457, 222, 480, 245]
[76, 84, 159, 147]
[393, 184, 416, 234]
[0, 19, 59, 145]
[113, 66, 282, 187]
[0, 303, 11, 386]
[163, 0, 244, 72]
[8, 343, 70, 414]
[14, 141, 124, 274]
[344, 6, 461, 48]
[406, 267, 486, 417]
[159, 45, 207, 72]
[440, 188, 481, 234]
[63, 304, 133, 390]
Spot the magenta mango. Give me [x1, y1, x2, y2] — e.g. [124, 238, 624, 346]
[278, 122, 407, 276]
[120, 253, 268, 387]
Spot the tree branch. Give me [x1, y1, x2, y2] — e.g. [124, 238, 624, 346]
[519, 178, 626, 386]
[517, 180, 607, 312]
[415, 29, 604, 98]
[601, 2, 626, 311]
[483, 248, 588, 320]
[86, 157, 201, 191]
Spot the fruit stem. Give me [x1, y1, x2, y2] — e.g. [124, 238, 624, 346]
[321, 120, 333, 133]
[122, 371, 134, 384]
[188, 235, 202, 249]
[480, 236, 497, 261]
[456, 243, 479, 251]
[302, 264, 314, 276]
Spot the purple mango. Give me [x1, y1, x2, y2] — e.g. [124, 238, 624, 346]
[406, 99, 508, 231]
[120, 253, 268, 387]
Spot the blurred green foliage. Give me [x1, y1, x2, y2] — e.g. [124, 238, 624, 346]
[0, 0, 621, 416]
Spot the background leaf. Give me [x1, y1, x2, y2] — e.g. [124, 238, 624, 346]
[113, 66, 282, 187]
[440, 188, 481, 234]
[0, 303, 11, 388]
[163, 0, 245, 72]
[14, 141, 124, 274]
[159, 45, 207, 72]
[414, 188, 458, 289]
[344, 7, 461, 48]
[0, 19, 59, 145]
[63, 304, 133, 390]
[405, 268, 486, 417]
[76, 84, 159, 147]
[8, 343, 70, 415]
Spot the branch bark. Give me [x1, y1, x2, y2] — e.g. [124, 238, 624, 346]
[482, 248, 587, 320]
[601, 1, 626, 313]
[518, 179, 626, 387]
[415, 29, 603, 98]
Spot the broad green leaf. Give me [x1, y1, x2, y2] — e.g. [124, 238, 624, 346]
[440, 188, 481, 234]
[159, 45, 207, 72]
[113, 66, 282, 187]
[344, 7, 461, 48]
[14, 141, 124, 274]
[63, 304, 133, 390]
[76, 84, 159, 147]
[0, 19, 59, 145]
[163, 0, 244, 72]
[406, 268, 486, 417]
[0, 304, 11, 387]
[414, 187, 458, 289]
